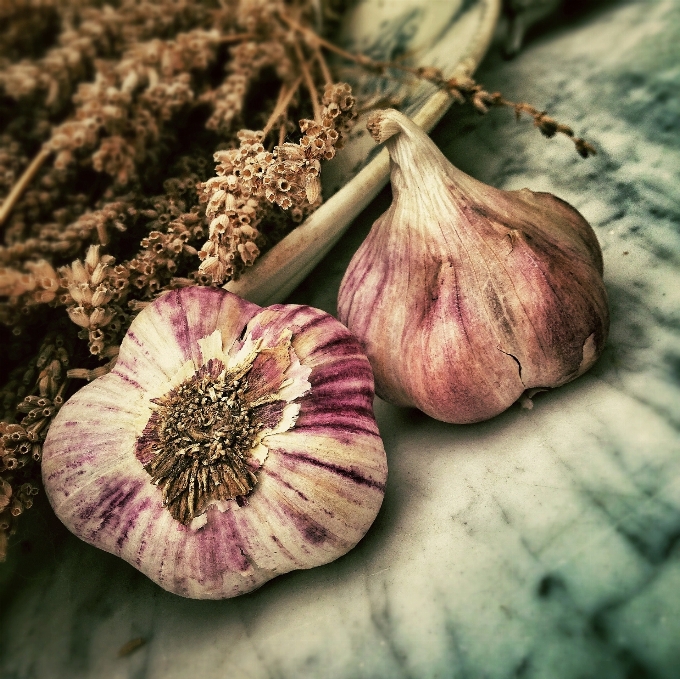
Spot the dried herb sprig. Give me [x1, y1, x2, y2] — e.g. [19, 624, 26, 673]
[197, 82, 356, 283]
[0, 327, 72, 560]
[0, 0, 215, 113]
[0, 0, 219, 223]
[281, 12, 596, 158]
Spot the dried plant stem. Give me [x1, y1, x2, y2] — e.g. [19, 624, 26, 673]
[0, 148, 51, 228]
[279, 12, 346, 58]
[219, 32, 255, 44]
[294, 40, 321, 123]
[314, 45, 333, 86]
[262, 75, 303, 137]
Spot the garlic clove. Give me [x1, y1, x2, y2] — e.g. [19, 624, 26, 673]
[43, 288, 387, 599]
[338, 108, 609, 424]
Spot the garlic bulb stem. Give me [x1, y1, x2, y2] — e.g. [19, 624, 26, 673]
[368, 109, 455, 199]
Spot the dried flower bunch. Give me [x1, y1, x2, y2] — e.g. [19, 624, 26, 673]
[1, 0, 593, 562]
[197, 81, 356, 282]
[1, 0, 364, 558]
[1, 328, 70, 557]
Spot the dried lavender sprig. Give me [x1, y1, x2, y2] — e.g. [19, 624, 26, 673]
[280, 12, 596, 158]
[0, 327, 72, 561]
[0, 0, 216, 110]
[0, 1, 223, 225]
[197, 81, 356, 285]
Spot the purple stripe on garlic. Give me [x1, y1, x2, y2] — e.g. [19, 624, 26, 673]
[42, 288, 387, 599]
[338, 108, 609, 424]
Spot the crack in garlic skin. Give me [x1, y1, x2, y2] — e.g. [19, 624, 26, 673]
[136, 356, 282, 525]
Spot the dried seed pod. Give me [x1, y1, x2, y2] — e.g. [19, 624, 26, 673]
[43, 287, 387, 599]
[338, 109, 609, 424]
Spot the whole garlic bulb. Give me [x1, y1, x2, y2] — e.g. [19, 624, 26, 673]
[42, 287, 387, 599]
[338, 109, 609, 424]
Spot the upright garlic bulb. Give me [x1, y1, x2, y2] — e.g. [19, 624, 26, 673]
[338, 109, 609, 424]
[42, 287, 387, 599]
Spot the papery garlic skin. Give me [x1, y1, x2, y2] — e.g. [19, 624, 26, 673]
[338, 109, 609, 424]
[42, 287, 387, 599]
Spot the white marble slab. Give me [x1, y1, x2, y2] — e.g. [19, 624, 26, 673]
[1, 1, 679, 677]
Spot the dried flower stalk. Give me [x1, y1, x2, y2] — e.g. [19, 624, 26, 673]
[0, 149, 51, 228]
[281, 13, 596, 158]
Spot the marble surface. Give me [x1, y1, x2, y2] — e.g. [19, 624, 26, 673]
[2, 0, 680, 677]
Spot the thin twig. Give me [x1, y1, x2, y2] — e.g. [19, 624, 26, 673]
[0, 148, 52, 228]
[262, 76, 303, 137]
[293, 40, 321, 123]
[314, 44, 333, 86]
[218, 32, 255, 44]
[279, 12, 351, 61]
[280, 10, 595, 157]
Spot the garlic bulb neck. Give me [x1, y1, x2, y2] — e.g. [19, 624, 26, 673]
[368, 109, 460, 204]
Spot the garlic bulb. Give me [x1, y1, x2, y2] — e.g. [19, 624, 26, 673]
[338, 109, 609, 424]
[42, 287, 387, 599]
